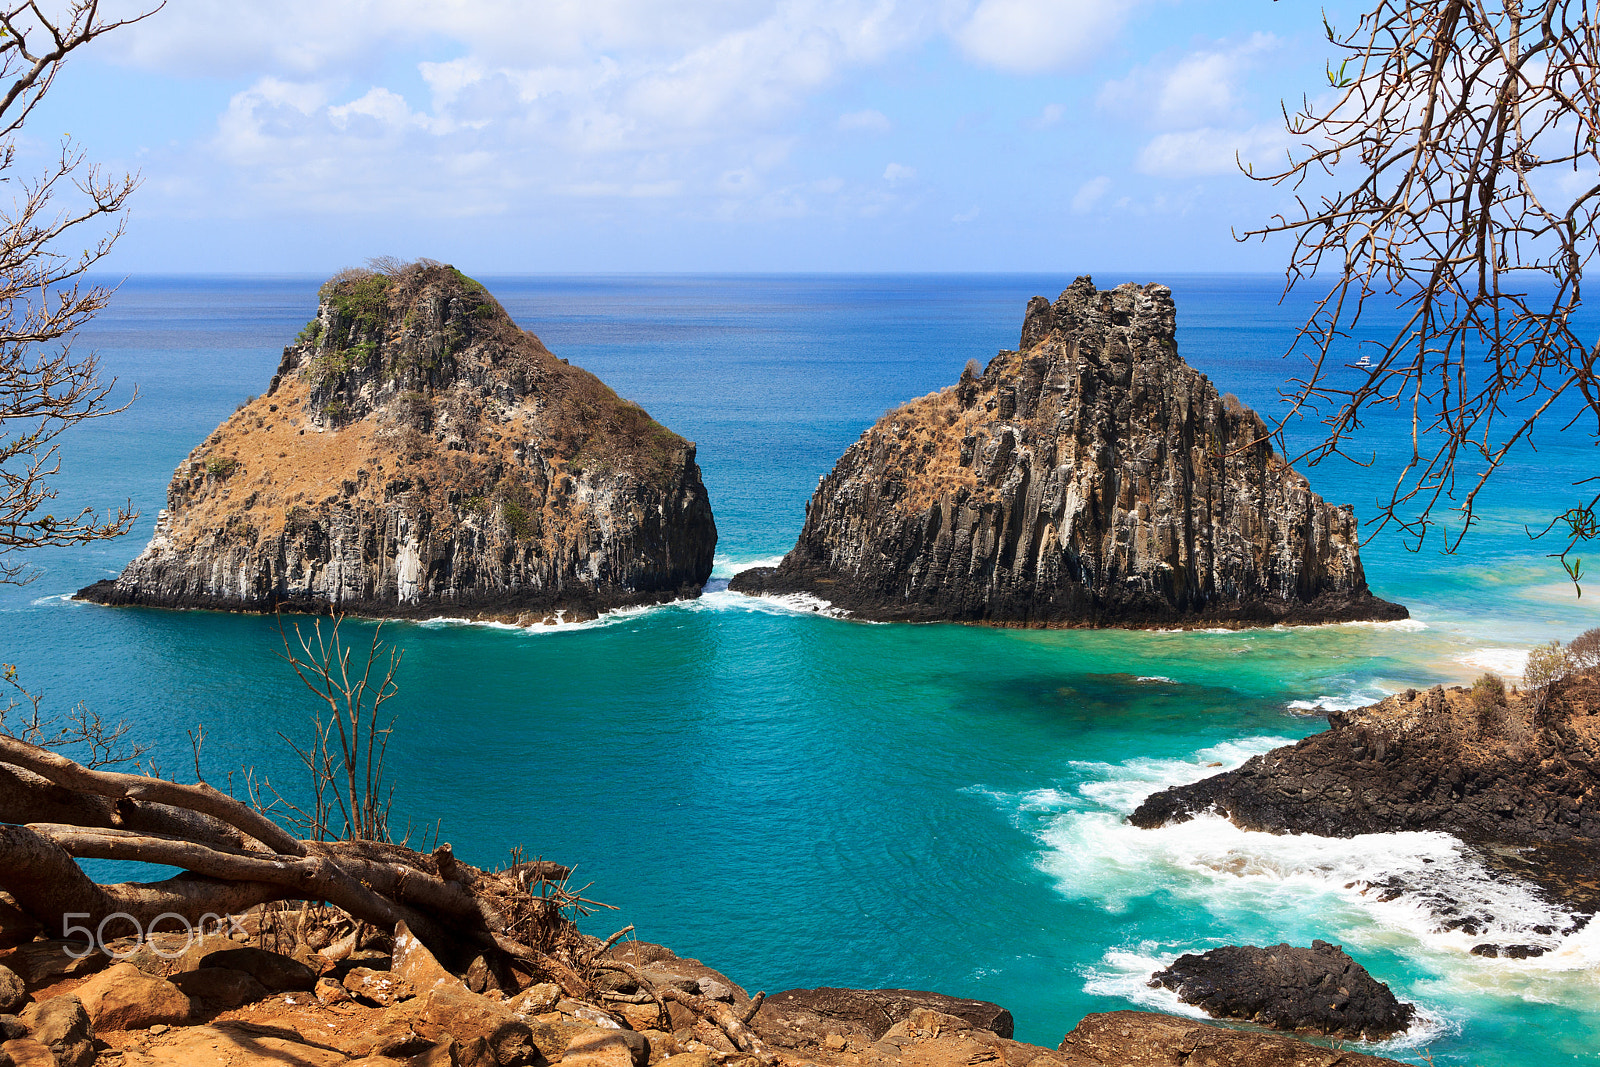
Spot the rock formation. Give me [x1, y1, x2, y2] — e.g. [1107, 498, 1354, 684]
[78, 262, 716, 622]
[731, 277, 1405, 627]
[1131, 671, 1600, 921]
[754, 988, 1015, 1043]
[1147, 941, 1415, 1041]
[0, 933, 1414, 1067]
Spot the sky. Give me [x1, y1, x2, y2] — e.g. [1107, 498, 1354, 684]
[27, 0, 1363, 274]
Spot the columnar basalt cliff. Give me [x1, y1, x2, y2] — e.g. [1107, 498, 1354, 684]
[731, 277, 1405, 627]
[79, 263, 716, 621]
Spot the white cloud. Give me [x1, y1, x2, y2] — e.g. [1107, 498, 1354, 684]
[951, 205, 980, 223]
[954, 0, 1138, 74]
[1100, 33, 1277, 130]
[838, 108, 892, 133]
[1029, 102, 1066, 129]
[1135, 124, 1291, 177]
[1071, 174, 1110, 212]
[95, 0, 1158, 231]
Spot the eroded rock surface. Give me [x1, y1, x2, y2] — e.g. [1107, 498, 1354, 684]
[80, 262, 716, 622]
[1148, 941, 1415, 1041]
[1132, 677, 1600, 844]
[1057, 1010, 1407, 1066]
[731, 277, 1403, 628]
[1131, 673, 1600, 929]
[754, 988, 1014, 1046]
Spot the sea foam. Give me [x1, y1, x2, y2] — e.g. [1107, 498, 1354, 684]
[983, 735, 1600, 1022]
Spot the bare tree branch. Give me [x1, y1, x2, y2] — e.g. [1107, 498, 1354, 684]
[1244, 0, 1600, 589]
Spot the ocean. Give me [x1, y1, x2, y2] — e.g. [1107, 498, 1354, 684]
[2, 273, 1597, 1064]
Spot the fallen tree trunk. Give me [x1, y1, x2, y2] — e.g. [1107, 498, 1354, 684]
[0, 734, 585, 982]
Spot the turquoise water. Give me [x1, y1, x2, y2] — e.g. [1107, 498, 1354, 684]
[3, 275, 1598, 1064]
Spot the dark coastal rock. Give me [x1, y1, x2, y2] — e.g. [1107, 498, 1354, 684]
[730, 277, 1404, 628]
[1130, 674, 1600, 911]
[78, 262, 716, 622]
[754, 987, 1014, 1045]
[1056, 1010, 1411, 1066]
[1148, 940, 1415, 1041]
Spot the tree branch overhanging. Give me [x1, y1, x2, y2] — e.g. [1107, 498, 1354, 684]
[1243, 0, 1600, 589]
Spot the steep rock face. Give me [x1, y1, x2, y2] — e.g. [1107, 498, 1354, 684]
[1129, 676, 1600, 845]
[79, 263, 715, 621]
[731, 277, 1405, 627]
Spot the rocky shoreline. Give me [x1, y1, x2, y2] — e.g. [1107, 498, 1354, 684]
[731, 278, 1405, 629]
[0, 915, 1414, 1067]
[1131, 671, 1600, 926]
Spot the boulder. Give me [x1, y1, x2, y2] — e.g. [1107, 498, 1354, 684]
[598, 942, 749, 1017]
[754, 987, 1014, 1048]
[403, 988, 540, 1066]
[196, 948, 317, 993]
[1148, 941, 1415, 1041]
[73, 962, 193, 1030]
[169, 967, 271, 1010]
[17, 995, 93, 1067]
[0, 894, 40, 951]
[315, 976, 353, 1006]
[0, 1038, 55, 1067]
[0, 1017, 23, 1042]
[561, 1028, 640, 1067]
[344, 966, 412, 1006]
[506, 983, 561, 1017]
[392, 922, 470, 998]
[5, 941, 107, 989]
[0, 967, 21, 1015]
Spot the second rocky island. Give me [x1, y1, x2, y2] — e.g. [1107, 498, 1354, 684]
[733, 277, 1405, 628]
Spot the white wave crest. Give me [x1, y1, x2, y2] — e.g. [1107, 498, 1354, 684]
[702, 589, 852, 619]
[990, 738, 1600, 1012]
[1338, 618, 1429, 632]
[418, 601, 672, 635]
[1135, 675, 1177, 684]
[1285, 688, 1389, 714]
[710, 554, 788, 580]
[1457, 648, 1529, 678]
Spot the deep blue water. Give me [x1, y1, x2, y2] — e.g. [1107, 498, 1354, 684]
[2, 274, 1597, 1065]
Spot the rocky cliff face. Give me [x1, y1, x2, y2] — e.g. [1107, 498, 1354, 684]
[731, 277, 1404, 627]
[79, 263, 715, 621]
[1131, 675, 1600, 860]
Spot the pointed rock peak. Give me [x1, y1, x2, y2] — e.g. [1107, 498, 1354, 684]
[732, 281, 1405, 628]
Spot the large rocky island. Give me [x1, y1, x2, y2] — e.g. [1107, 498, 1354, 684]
[79, 262, 716, 622]
[731, 277, 1405, 628]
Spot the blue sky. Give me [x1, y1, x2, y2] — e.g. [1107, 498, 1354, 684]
[37, 0, 1361, 274]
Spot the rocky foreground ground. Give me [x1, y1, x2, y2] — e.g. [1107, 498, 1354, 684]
[0, 915, 1410, 1067]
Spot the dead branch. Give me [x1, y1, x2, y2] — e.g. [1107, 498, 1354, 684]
[0, 733, 301, 854]
[660, 986, 777, 1064]
[1243, 0, 1600, 587]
